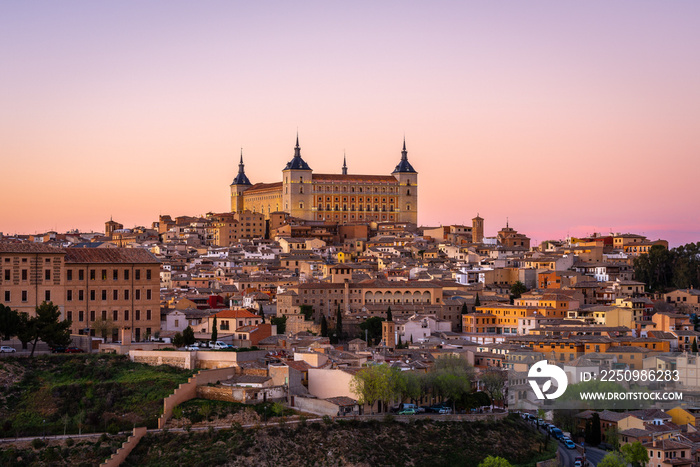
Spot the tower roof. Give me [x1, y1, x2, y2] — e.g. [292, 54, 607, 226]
[231, 150, 252, 186]
[392, 137, 417, 174]
[284, 133, 312, 171]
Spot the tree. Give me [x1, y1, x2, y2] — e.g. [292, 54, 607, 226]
[430, 355, 475, 413]
[693, 337, 698, 353]
[474, 293, 481, 307]
[386, 306, 392, 322]
[211, 316, 218, 343]
[28, 301, 72, 357]
[621, 441, 650, 467]
[16, 312, 37, 350]
[271, 316, 286, 335]
[510, 281, 527, 300]
[359, 317, 384, 345]
[480, 368, 507, 407]
[350, 364, 401, 414]
[397, 334, 403, 348]
[336, 305, 343, 341]
[597, 452, 627, 467]
[91, 318, 114, 341]
[585, 412, 602, 446]
[0, 304, 21, 340]
[478, 456, 512, 467]
[300, 305, 314, 321]
[605, 426, 620, 451]
[258, 302, 265, 323]
[173, 332, 185, 348]
[461, 302, 468, 315]
[397, 371, 422, 403]
[182, 326, 195, 346]
[320, 315, 328, 338]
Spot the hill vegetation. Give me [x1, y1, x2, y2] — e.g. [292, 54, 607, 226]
[0, 354, 193, 437]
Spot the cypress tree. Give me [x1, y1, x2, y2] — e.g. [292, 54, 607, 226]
[475, 293, 481, 306]
[387, 306, 393, 322]
[211, 316, 218, 343]
[336, 305, 343, 341]
[321, 315, 328, 337]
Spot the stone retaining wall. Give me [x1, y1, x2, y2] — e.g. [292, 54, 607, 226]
[100, 427, 147, 467]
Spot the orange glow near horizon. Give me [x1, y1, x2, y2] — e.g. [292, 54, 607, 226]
[1, 2, 699, 246]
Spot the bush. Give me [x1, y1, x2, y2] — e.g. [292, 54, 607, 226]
[107, 422, 120, 435]
[31, 438, 46, 449]
[65, 437, 74, 447]
[322, 415, 333, 425]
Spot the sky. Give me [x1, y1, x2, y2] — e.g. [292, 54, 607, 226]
[1, 2, 699, 247]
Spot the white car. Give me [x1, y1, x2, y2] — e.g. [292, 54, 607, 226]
[185, 343, 200, 351]
[0, 346, 16, 353]
[210, 341, 232, 350]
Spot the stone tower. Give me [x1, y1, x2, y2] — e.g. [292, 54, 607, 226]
[230, 150, 252, 213]
[391, 138, 418, 224]
[472, 214, 484, 243]
[282, 134, 313, 219]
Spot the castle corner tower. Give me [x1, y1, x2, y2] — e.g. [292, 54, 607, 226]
[282, 134, 313, 219]
[230, 150, 253, 213]
[392, 138, 418, 224]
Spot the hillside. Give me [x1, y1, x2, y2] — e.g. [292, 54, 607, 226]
[0, 354, 193, 437]
[124, 416, 554, 467]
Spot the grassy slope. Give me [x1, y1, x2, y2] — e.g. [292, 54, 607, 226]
[125, 416, 554, 467]
[0, 354, 193, 437]
[0, 433, 129, 467]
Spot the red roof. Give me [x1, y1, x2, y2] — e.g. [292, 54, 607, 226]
[213, 308, 260, 319]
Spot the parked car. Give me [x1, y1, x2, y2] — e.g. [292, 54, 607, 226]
[574, 461, 582, 467]
[210, 341, 233, 350]
[438, 407, 452, 414]
[564, 439, 576, 449]
[65, 347, 85, 353]
[414, 406, 426, 413]
[51, 346, 66, 353]
[0, 346, 16, 353]
[398, 408, 416, 415]
[185, 343, 200, 351]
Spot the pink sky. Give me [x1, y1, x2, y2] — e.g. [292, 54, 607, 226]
[1, 2, 698, 246]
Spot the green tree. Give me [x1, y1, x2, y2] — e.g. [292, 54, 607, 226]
[182, 326, 195, 346]
[0, 304, 21, 340]
[29, 302, 72, 356]
[478, 455, 512, 467]
[359, 316, 384, 345]
[211, 316, 218, 343]
[510, 281, 527, 300]
[461, 302, 468, 315]
[597, 452, 627, 467]
[350, 364, 402, 414]
[633, 244, 674, 292]
[173, 332, 185, 348]
[397, 334, 403, 348]
[430, 355, 475, 413]
[621, 441, 650, 467]
[584, 412, 602, 446]
[693, 337, 698, 353]
[320, 315, 328, 338]
[474, 293, 481, 307]
[16, 312, 37, 350]
[605, 426, 620, 451]
[271, 316, 286, 335]
[397, 371, 422, 403]
[91, 318, 114, 341]
[336, 305, 343, 341]
[386, 306, 392, 322]
[300, 305, 314, 321]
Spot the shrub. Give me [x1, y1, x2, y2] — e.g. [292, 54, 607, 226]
[172, 406, 183, 420]
[65, 437, 74, 447]
[31, 438, 46, 449]
[107, 422, 120, 435]
[322, 415, 333, 425]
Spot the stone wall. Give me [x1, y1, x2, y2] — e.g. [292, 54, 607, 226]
[158, 367, 238, 428]
[129, 350, 195, 369]
[196, 386, 237, 403]
[100, 427, 147, 467]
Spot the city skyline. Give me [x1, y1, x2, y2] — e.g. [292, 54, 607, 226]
[2, 2, 699, 246]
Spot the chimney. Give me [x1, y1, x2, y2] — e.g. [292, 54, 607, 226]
[121, 327, 132, 346]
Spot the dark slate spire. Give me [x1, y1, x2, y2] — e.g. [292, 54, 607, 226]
[232, 149, 252, 185]
[392, 137, 417, 173]
[284, 133, 312, 170]
[342, 152, 347, 175]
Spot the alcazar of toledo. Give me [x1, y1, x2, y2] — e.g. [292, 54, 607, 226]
[230, 136, 418, 225]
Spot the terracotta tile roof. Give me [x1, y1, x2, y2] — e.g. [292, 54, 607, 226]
[312, 174, 398, 182]
[245, 182, 283, 193]
[213, 308, 260, 319]
[0, 242, 65, 254]
[64, 248, 160, 264]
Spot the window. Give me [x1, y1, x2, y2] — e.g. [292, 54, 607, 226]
[21, 269, 27, 281]
[102, 310, 107, 320]
[135, 310, 140, 321]
[79, 310, 84, 322]
[45, 270, 51, 281]
[146, 269, 151, 280]
[113, 290, 118, 300]
[146, 289, 152, 300]
[135, 269, 141, 280]
[135, 290, 141, 300]
[101, 269, 107, 280]
[90, 270, 96, 280]
[4, 291, 9, 302]
[78, 270, 84, 281]
[124, 290, 130, 300]
[78, 290, 84, 301]
[124, 269, 129, 280]
[4, 269, 10, 281]
[67, 269, 73, 281]
[124, 310, 129, 321]
[21, 291, 27, 302]
[101, 290, 107, 301]
[113, 270, 118, 280]
[90, 290, 96, 301]
[113, 310, 118, 321]
[90, 310, 95, 321]
[67, 311, 72, 322]
[45, 290, 51, 301]
[146, 309, 151, 320]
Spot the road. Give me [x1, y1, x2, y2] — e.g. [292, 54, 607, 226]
[558, 443, 607, 467]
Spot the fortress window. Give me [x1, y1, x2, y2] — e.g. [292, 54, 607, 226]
[407, 204, 411, 211]
[299, 202, 304, 209]
[351, 187, 355, 192]
[299, 187, 303, 194]
[407, 189, 411, 195]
